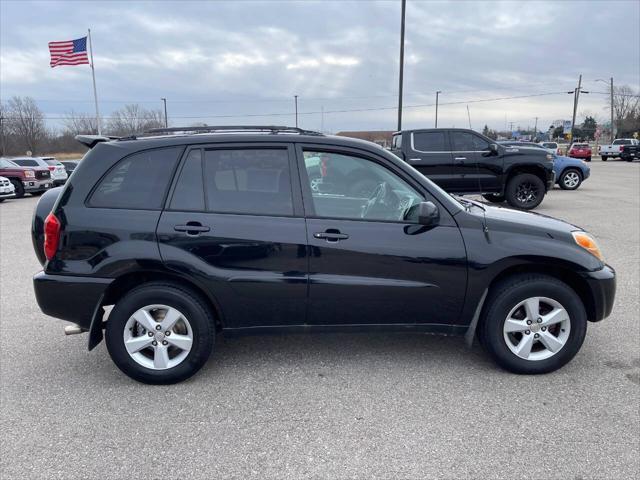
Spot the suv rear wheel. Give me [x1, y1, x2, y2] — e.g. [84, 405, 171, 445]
[105, 283, 215, 384]
[479, 274, 587, 374]
[505, 173, 545, 210]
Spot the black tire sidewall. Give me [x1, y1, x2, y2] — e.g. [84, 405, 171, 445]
[481, 276, 587, 374]
[105, 284, 214, 384]
[506, 173, 545, 210]
[10, 179, 24, 198]
[559, 168, 582, 190]
[482, 194, 505, 203]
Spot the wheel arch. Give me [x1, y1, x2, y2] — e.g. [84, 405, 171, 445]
[505, 164, 547, 186]
[483, 263, 597, 322]
[102, 270, 225, 330]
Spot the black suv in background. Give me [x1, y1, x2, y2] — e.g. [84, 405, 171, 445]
[391, 128, 555, 209]
[32, 126, 614, 384]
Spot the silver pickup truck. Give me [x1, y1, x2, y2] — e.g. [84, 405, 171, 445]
[599, 138, 639, 160]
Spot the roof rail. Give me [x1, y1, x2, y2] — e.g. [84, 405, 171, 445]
[145, 125, 323, 136]
[75, 134, 118, 149]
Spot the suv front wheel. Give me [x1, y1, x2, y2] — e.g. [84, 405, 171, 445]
[505, 173, 545, 210]
[479, 274, 587, 374]
[105, 283, 215, 384]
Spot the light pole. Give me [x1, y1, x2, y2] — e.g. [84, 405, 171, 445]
[160, 97, 168, 128]
[397, 0, 406, 131]
[435, 91, 441, 128]
[596, 78, 614, 142]
[294, 95, 298, 128]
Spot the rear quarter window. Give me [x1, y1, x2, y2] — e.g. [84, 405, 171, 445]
[89, 147, 181, 209]
[13, 159, 39, 167]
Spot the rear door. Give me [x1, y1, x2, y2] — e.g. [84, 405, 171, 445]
[449, 131, 502, 193]
[296, 144, 467, 328]
[404, 131, 456, 190]
[156, 144, 308, 329]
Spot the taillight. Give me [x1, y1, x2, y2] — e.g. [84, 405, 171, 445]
[620, 146, 624, 152]
[48, 166, 55, 171]
[44, 213, 61, 261]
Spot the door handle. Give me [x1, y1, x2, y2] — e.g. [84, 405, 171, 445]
[408, 158, 422, 162]
[314, 231, 349, 242]
[174, 222, 210, 235]
[454, 157, 467, 160]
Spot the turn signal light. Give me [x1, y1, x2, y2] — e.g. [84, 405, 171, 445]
[572, 231, 604, 262]
[44, 213, 61, 261]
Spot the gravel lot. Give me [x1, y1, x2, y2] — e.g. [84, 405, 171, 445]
[1, 159, 638, 479]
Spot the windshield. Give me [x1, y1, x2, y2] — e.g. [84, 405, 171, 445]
[542, 143, 557, 148]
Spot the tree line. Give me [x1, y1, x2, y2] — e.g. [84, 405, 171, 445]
[0, 97, 165, 156]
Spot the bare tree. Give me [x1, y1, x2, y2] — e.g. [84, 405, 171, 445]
[610, 85, 640, 136]
[0, 102, 14, 156]
[106, 104, 165, 136]
[63, 110, 101, 136]
[7, 96, 46, 154]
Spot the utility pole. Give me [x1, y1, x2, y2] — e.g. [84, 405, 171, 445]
[294, 95, 298, 128]
[466, 105, 472, 130]
[397, 0, 406, 131]
[570, 75, 582, 140]
[610, 77, 615, 142]
[435, 91, 441, 128]
[534, 117, 538, 140]
[320, 105, 324, 133]
[161, 97, 168, 128]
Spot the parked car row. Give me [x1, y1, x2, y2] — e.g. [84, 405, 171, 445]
[0, 156, 78, 201]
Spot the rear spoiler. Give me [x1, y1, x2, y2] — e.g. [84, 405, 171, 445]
[75, 135, 119, 149]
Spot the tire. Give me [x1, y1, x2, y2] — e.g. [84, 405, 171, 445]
[559, 168, 582, 190]
[105, 282, 215, 384]
[601, 156, 607, 161]
[479, 274, 587, 374]
[482, 193, 505, 203]
[30, 191, 45, 196]
[0, 199, 4, 203]
[586, 156, 591, 162]
[9, 179, 24, 198]
[505, 173, 545, 210]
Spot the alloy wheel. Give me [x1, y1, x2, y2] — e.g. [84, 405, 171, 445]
[502, 296, 571, 361]
[123, 304, 194, 370]
[515, 182, 539, 205]
[563, 171, 580, 188]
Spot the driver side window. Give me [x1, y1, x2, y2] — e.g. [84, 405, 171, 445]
[303, 150, 423, 222]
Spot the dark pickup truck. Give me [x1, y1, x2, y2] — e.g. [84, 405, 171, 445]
[621, 142, 639, 161]
[391, 128, 555, 209]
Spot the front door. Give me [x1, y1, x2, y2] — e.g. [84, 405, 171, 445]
[297, 145, 468, 327]
[449, 131, 502, 193]
[157, 145, 308, 329]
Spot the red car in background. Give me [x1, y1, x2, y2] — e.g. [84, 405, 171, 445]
[568, 143, 592, 161]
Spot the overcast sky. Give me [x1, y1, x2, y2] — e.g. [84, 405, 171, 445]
[1, 0, 638, 133]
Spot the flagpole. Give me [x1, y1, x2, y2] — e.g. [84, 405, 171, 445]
[87, 28, 102, 135]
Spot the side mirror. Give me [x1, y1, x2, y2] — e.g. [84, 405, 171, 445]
[418, 201, 439, 226]
[489, 143, 499, 154]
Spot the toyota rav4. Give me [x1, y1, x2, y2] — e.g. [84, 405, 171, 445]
[32, 126, 615, 384]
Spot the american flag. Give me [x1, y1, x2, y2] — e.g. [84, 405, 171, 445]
[49, 37, 90, 68]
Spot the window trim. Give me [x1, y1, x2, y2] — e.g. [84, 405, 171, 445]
[295, 143, 432, 224]
[85, 145, 184, 211]
[164, 142, 303, 218]
[410, 131, 450, 153]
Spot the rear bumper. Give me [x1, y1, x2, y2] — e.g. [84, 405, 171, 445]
[581, 265, 616, 322]
[33, 271, 112, 329]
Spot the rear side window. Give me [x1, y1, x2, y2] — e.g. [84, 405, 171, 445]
[13, 159, 39, 167]
[203, 148, 293, 216]
[413, 132, 447, 152]
[89, 147, 181, 209]
[170, 149, 205, 211]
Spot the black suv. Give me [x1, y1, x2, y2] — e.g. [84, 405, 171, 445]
[391, 128, 555, 210]
[32, 126, 615, 384]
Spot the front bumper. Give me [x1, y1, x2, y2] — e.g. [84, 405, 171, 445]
[0, 187, 15, 198]
[23, 179, 52, 192]
[33, 271, 113, 329]
[580, 265, 616, 322]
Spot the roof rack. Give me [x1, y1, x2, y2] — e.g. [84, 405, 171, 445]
[144, 125, 324, 136]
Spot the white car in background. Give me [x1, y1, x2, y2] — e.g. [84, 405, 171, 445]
[0, 175, 16, 202]
[11, 156, 68, 186]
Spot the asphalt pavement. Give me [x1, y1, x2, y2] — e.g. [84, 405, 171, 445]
[1, 159, 638, 479]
